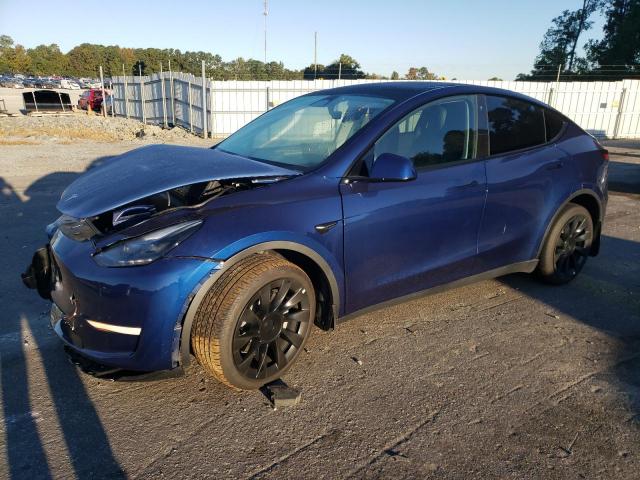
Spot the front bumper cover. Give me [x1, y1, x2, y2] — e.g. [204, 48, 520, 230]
[22, 236, 219, 372]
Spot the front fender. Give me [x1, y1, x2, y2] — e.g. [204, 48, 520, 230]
[175, 235, 344, 367]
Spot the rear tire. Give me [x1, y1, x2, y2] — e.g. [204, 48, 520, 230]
[191, 253, 315, 390]
[537, 203, 593, 284]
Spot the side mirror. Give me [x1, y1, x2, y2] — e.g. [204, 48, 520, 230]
[369, 153, 417, 182]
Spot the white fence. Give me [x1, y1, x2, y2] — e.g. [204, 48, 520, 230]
[110, 74, 640, 139]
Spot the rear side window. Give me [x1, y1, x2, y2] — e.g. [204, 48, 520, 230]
[544, 109, 565, 141]
[486, 95, 546, 155]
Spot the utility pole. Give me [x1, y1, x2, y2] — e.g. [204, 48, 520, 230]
[263, 0, 268, 64]
[338, 62, 342, 80]
[314, 31, 318, 79]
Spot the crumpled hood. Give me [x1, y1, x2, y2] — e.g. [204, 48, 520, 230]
[57, 144, 299, 218]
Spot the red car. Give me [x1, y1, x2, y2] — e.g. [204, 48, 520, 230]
[78, 89, 105, 111]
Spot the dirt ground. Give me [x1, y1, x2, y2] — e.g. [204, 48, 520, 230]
[0, 127, 639, 479]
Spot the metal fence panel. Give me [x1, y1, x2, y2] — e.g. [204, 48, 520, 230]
[110, 75, 640, 139]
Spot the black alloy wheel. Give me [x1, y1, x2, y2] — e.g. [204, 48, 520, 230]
[537, 202, 593, 284]
[553, 214, 590, 278]
[232, 278, 311, 380]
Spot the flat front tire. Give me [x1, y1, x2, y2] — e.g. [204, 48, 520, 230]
[191, 253, 315, 390]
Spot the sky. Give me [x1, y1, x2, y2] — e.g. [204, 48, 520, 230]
[0, 0, 606, 80]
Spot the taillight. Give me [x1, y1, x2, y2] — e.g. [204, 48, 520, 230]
[601, 149, 609, 161]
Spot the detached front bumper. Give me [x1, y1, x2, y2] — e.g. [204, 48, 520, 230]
[22, 233, 220, 371]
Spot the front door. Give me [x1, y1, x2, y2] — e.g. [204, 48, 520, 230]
[340, 94, 488, 313]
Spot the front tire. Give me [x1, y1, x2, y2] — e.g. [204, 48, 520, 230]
[191, 253, 315, 390]
[537, 203, 593, 284]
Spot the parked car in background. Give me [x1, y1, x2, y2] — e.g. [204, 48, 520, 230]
[60, 79, 81, 90]
[78, 88, 105, 111]
[0, 76, 24, 88]
[23, 83, 608, 390]
[82, 79, 102, 89]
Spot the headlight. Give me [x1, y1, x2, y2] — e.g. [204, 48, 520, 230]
[93, 220, 202, 267]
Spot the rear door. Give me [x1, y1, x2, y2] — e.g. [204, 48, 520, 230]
[476, 95, 573, 271]
[340, 94, 487, 313]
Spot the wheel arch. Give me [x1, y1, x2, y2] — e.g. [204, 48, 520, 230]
[177, 241, 341, 367]
[536, 189, 603, 259]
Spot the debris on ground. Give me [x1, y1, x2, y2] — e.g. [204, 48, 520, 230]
[262, 381, 301, 409]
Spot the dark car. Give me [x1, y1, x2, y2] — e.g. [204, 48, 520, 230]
[23, 83, 608, 390]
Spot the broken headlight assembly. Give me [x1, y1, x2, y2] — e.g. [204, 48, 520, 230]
[93, 220, 203, 267]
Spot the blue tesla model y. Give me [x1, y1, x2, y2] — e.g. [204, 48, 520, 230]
[23, 82, 608, 389]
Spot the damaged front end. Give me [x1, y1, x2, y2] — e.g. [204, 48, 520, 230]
[22, 175, 290, 294]
[20, 144, 300, 372]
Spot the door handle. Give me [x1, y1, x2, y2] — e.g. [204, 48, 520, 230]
[546, 161, 564, 170]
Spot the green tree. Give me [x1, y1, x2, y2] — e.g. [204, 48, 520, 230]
[405, 66, 439, 80]
[488, 76, 503, 81]
[586, 0, 640, 77]
[519, 1, 600, 80]
[323, 54, 365, 79]
[303, 63, 324, 79]
[6, 43, 31, 73]
[28, 44, 67, 75]
[390, 71, 400, 80]
[0, 35, 14, 72]
[67, 43, 106, 76]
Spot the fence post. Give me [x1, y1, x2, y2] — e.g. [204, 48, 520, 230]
[210, 78, 215, 138]
[139, 64, 146, 124]
[188, 79, 194, 134]
[266, 85, 270, 112]
[169, 59, 176, 126]
[547, 87, 554, 106]
[160, 63, 168, 128]
[99, 65, 106, 117]
[123, 64, 129, 118]
[201, 60, 208, 139]
[612, 87, 627, 140]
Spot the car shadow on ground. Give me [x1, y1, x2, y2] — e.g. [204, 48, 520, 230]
[608, 160, 640, 195]
[0, 158, 125, 479]
[500, 233, 640, 422]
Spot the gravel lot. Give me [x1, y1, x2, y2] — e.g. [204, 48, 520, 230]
[0, 119, 638, 479]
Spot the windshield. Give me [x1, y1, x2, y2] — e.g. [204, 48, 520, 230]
[216, 93, 395, 170]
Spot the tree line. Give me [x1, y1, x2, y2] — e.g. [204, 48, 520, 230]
[518, 0, 640, 81]
[0, 37, 442, 82]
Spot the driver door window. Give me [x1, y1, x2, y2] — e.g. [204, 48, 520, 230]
[373, 95, 479, 170]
